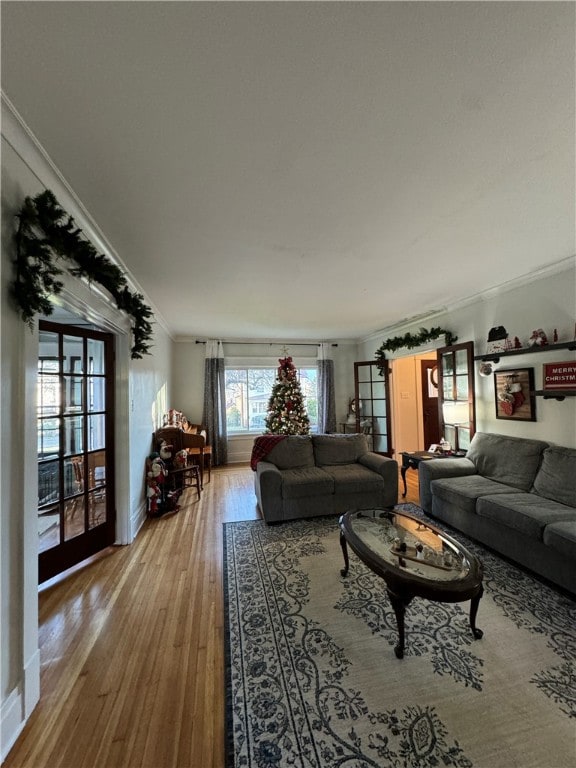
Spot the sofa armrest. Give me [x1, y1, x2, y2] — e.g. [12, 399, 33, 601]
[418, 458, 476, 513]
[254, 461, 284, 523]
[358, 453, 399, 506]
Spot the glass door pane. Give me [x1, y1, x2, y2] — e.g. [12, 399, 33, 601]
[38, 320, 116, 582]
[437, 342, 476, 453]
[354, 361, 393, 456]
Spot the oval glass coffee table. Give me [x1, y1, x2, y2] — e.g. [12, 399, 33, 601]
[339, 509, 484, 658]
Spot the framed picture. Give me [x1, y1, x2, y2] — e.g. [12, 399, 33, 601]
[542, 360, 576, 392]
[494, 368, 536, 421]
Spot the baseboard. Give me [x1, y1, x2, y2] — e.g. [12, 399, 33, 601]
[131, 501, 148, 538]
[1, 649, 40, 762]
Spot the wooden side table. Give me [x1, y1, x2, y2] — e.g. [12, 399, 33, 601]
[400, 451, 467, 497]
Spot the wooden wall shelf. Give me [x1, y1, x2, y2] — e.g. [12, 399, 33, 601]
[474, 341, 576, 363]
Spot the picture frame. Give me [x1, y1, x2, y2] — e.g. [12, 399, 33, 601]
[494, 367, 536, 421]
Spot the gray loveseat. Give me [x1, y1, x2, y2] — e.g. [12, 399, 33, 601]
[418, 432, 576, 595]
[254, 433, 398, 524]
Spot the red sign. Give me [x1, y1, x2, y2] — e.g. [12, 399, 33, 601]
[543, 360, 576, 390]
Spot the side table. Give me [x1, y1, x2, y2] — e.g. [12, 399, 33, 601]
[400, 450, 467, 498]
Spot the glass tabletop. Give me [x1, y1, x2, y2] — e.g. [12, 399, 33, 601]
[341, 509, 472, 583]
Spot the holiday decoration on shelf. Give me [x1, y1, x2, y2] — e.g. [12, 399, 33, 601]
[11, 189, 154, 359]
[265, 356, 311, 435]
[486, 326, 513, 354]
[375, 327, 457, 376]
[529, 328, 548, 347]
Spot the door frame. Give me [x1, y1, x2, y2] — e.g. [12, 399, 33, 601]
[420, 358, 440, 450]
[22, 275, 134, 591]
[37, 319, 117, 583]
[388, 344, 476, 456]
[389, 351, 438, 456]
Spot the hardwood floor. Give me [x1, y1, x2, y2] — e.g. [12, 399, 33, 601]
[4, 465, 420, 768]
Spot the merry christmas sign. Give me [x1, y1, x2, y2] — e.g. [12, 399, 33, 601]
[542, 360, 576, 391]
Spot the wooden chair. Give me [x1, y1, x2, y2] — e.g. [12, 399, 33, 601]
[154, 426, 185, 453]
[181, 420, 212, 485]
[69, 456, 104, 526]
[181, 432, 210, 489]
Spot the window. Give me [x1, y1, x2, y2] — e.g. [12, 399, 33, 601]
[225, 366, 318, 433]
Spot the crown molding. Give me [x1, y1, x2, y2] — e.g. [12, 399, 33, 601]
[464, 256, 575, 304]
[1, 91, 172, 338]
[361, 256, 575, 345]
[173, 336, 357, 346]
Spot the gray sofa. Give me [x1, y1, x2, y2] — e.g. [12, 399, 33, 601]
[254, 433, 398, 524]
[418, 432, 576, 595]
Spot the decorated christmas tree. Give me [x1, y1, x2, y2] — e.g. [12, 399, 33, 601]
[265, 356, 311, 435]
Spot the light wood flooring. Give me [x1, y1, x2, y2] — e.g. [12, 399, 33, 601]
[4, 465, 421, 768]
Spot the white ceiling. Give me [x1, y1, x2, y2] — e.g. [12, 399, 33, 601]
[2, 1, 575, 342]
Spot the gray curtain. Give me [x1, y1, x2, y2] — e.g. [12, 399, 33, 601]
[317, 343, 336, 433]
[202, 340, 228, 466]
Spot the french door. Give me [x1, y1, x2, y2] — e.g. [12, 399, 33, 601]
[37, 320, 116, 583]
[354, 361, 393, 456]
[436, 341, 476, 453]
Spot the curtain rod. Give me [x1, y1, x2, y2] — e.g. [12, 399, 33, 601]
[195, 340, 338, 347]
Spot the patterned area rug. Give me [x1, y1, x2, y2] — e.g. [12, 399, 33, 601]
[223, 504, 575, 768]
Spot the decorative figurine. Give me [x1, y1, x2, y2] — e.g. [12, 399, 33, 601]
[486, 326, 509, 354]
[529, 329, 548, 347]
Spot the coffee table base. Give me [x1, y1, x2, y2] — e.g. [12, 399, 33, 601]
[340, 530, 483, 658]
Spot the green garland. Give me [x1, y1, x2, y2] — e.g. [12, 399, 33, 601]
[11, 190, 153, 359]
[375, 326, 457, 375]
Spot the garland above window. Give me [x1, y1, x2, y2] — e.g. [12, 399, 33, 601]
[375, 327, 457, 375]
[11, 189, 153, 359]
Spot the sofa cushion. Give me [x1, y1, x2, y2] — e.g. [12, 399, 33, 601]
[281, 467, 334, 499]
[476, 493, 576, 541]
[312, 433, 368, 466]
[532, 446, 576, 508]
[431, 475, 516, 514]
[266, 436, 315, 470]
[543, 520, 576, 559]
[321, 464, 384, 494]
[466, 432, 548, 491]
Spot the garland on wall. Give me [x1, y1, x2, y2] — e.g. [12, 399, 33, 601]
[11, 189, 154, 359]
[375, 326, 457, 375]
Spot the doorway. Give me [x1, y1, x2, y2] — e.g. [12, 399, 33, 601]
[420, 359, 440, 449]
[390, 344, 476, 456]
[390, 353, 439, 456]
[37, 320, 116, 583]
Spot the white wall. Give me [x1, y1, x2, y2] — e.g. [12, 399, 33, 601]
[172, 340, 360, 463]
[1, 107, 173, 760]
[359, 262, 576, 449]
